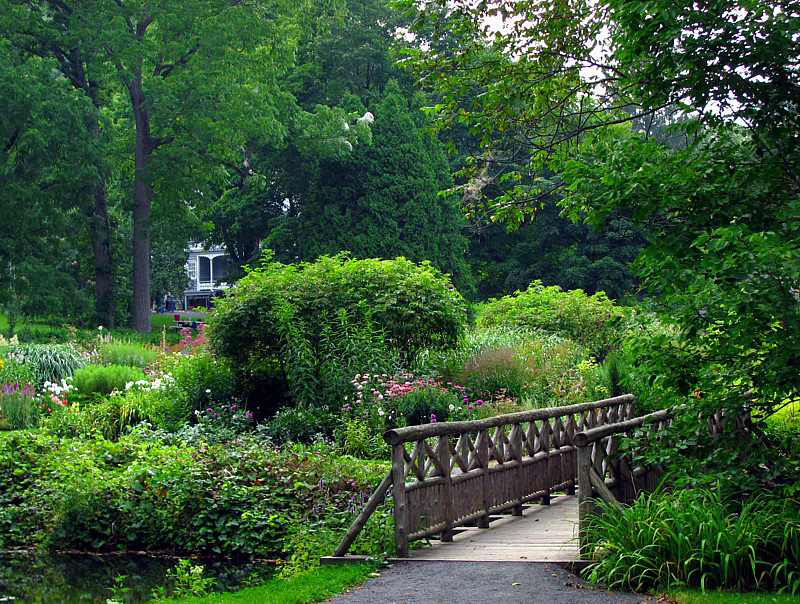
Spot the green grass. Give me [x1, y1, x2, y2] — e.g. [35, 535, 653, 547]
[768, 400, 800, 432]
[0, 311, 197, 333]
[670, 589, 800, 603]
[156, 563, 377, 603]
[0, 313, 59, 333]
[151, 315, 176, 329]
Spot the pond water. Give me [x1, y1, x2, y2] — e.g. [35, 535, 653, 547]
[0, 552, 275, 603]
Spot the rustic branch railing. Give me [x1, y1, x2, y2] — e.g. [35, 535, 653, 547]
[328, 394, 635, 560]
[572, 405, 750, 556]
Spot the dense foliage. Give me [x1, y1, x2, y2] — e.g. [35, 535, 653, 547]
[210, 255, 467, 410]
[479, 282, 624, 359]
[0, 431, 391, 559]
[397, 0, 800, 495]
[468, 202, 643, 301]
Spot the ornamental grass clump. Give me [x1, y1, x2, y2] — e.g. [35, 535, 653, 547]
[426, 326, 608, 408]
[71, 364, 147, 397]
[95, 340, 157, 368]
[584, 488, 800, 594]
[2, 343, 85, 386]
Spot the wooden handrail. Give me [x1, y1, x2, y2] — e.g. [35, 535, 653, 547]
[572, 407, 674, 447]
[384, 395, 636, 445]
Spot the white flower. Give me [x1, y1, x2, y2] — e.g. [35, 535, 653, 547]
[205, 388, 211, 394]
[98, 326, 103, 331]
[448, 404, 455, 411]
[377, 394, 384, 400]
[378, 408, 385, 416]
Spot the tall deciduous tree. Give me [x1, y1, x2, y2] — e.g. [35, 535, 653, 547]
[2, 0, 301, 332]
[1, 2, 116, 326]
[0, 43, 97, 323]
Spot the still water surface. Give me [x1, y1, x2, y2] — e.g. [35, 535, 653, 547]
[0, 552, 275, 603]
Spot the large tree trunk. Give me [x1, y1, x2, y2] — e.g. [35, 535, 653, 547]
[73, 56, 115, 329]
[130, 72, 154, 334]
[89, 181, 114, 328]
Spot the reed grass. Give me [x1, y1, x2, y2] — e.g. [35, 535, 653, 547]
[585, 488, 800, 594]
[96, 340, 157, 368]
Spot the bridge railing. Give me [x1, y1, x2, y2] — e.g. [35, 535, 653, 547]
[328, 394, 635, 560]
[572, 405, 750, 555]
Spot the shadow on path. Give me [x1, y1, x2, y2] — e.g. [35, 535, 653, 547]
[328, 561, 659, 604]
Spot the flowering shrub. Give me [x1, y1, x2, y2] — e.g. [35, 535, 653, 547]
[343, 373, 465, 428]
[41, 377, 75, 408]
[173, 325, 209, 354]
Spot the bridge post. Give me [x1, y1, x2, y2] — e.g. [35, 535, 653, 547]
[478, 429, 490, 528]
[391, 443, 409, 558]
[439, 436, 454, 541]
[511, 423, 524, 516]
[576, 440, 595, 557]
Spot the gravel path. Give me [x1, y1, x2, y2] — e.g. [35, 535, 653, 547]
[328, 561, 661, 604]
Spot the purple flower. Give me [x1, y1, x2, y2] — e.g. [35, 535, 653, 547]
[463, 397, 469, 402]
[246, 413, 253, 419]
[468, 405, 474, 410]
[230, 405, 237, 410]
[476, 400, 483, 406]
[206, 408, 212, 412]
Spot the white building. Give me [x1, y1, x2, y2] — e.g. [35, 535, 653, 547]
[183, 245, 231, 309]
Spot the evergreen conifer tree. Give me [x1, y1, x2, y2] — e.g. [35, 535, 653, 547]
[297, 81, 474, 294]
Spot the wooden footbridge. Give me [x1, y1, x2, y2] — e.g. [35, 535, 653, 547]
[324, 394, 741, 565]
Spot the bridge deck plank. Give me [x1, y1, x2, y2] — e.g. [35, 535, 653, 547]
[408, 494, 578, 562]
